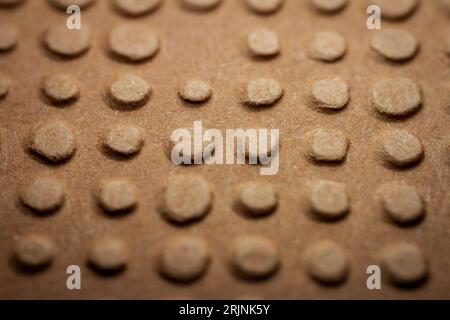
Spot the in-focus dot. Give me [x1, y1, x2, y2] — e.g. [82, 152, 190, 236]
[246, 78, 283, 106]
[42, 74, 80, 105]
[237, 181, 278, 216]
[310, 0, 348, 13]
[0, 24, 18, 52]
[231, 236, 279, 279]
[109, 74, 151, 107]
[163, 174, 212, 224]
[310, 180, 349, 220]
[21, 177, 65, 213]
[311, 78, 349, 110]
[382, 129, 423, 167]
[371, 29, 418, 62]
[371, 0, 418, 20]
[98, 179, 137, 213]
[309, 31, 347, 62]
[88, 237, 128, 273]
[305, 240, 349, 285]
[182, 0, 221, 11]
[14, 234, 55, 270]
[49, 0, 95, 9]
[371, 78, 421, 116]
[380, 242, 427, 286]
[247, 29, 280, 58]
[246, 0, 283, 14]
[30, 121, 76, 163]
[104, 125, 143, 156]
[308, 129, 349, 162]
[159, 235, 210, 282]
[44, 25, 91, 57]
[109, 25, 159, 62]
[114, 0, 162, 16]
[179, 81, 212, 103]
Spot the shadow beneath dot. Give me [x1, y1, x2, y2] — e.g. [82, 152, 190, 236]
[26, 148, 74, 167]
[305, 208, 350, 224]
[103, 93, 148, 112]
[88, 262, 126, 277]
[40, 41, 90, 62]
[100, 144, 140, 162]
[382, 156, 424, 172]
[9, 256, 51, 275]
[305, 156, 347, 168]
[371, 105, 422, 123]
[39, 89, 78, 108]
[231, 265, 280, 283]
[232, 200, 276, 221]
[16, 198, 62, 218]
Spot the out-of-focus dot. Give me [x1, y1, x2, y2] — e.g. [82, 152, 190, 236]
[163, 174, 212, 224]
[0, 76, 10, 98]
[98, 179, 137, 213]
[159, 235, 210, 282]
[237, 181, 278, 216]
[231, 236, 280, 279]
[49, 0, 95, 10]
[305, 240, 349, 285]
[104, 125, 143, 156]
[109, 74, 151, 107]
[14, 234, 55, 270]
[21, 177, 65, 213]
[310, 0, 348, 13]
[114, 0, 162, 16]
[371, 78, 422, 116]
[382, 129, 423, 167]
[246, 78, 283, 106]
[30, 121, 76, 163]
[309, 31, 347, 62]
[0, 0, 24, 7]
[247, 29, 280, 58]
[371, 0, 418, 20]
[0, 24, 18, 51]
[179, 80, 212, 103]
[44, 25, 91, 57]
[308, 129, 349, 163]
[245, 0, 284, 14]
[109, 25, 159, 62]
[88, 237, 128, 274]
[311, 78, 349, 110]
[310, 180, 349, 220]
[42, 74, 80, 105]
[371, 29, 418, 61]
[182, 0, 222, 11]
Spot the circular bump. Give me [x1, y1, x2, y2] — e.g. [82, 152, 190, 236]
[163, 174, 212, 224]
[310, 0, 348, 13]
[0, 76, 10, 99]
[159, 235, 210, 282]
[0, 0, 24, 7]
[30, 121, 76, 163]
[109, 74, 151, 107]
[305, 240, 349, 285]
[114, 0, 162, 16]
[42, 74, 80, 105]
[109, 25, 159, 62]
[371, 0, 418, 20]
[49, 0, 95, 10]
[382, 129, 423, 167]
[14, 234, 55, 270]
[371, 78, 421, 116]
[237, 181, 278, 216]
[247, 29, 280, 58]
[309, 31, 347, 62]
[179, 80, 212, 103]
[378, 183, 424, 224]
[182, 0, 221, 11]
[231, 236, 279, 279]
[0, 24, 18, 51]
[104, 125, 143, 156]
[21, 177, 65, 213]
[310, 180, 349, 220]
[380, 242, 427, 286]
[245, 0, 283, 14]
[88, 237, 128, 273]
[246, 78, 283, 106]
[371, 29, 418, 62]
[98, 179, 137, 213]
[311, 78, 349, 110]
[44, 25, 91, 57]
[308, 129, 349, 162]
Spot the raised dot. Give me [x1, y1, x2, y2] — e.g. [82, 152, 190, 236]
[231, 236, 279, 279]
[378, 183, 424, 224]
[310, 0, 348, 13]
[237, 181, 278, 216]
[30, 121, 76, 163]
[21, 177, 65, 213]
[0, 76, 10, 98]
[309, 31, 346, 62]
[371, 29, 418, 62]
[104, 125, 143, 156]
[308, 129, 349, 162]
[14, 234, 55, 270]
[98, 179, 137, 213]
[42, 74, 80, 105]
[179, 80, 212, 103]
[49, 0, 95, 10]
[109, 25, 159, 62]
[159, 235, 210, 282]
[44, 25, 91, 57]
[0, 24, 18, 51]
[371, 78, 421, 116]
[246, 0, 283, 14]
[0, 0, 24, 7]
[182, 0, 221, 11]
[311, 78, 349, 110]
[305, 240, 349, 285]
[382, 129, 423, 167]
[371, 0, 418, 20]
[247, 29, 280, 58]
[310, 180, 349, 220]
[246, 78, 283, 106]
[114, 0, 162, 16]
[380, 242, 427, 286]
[163, 174, 212, 224]
[88, 237, 128, 273]
[109, 74, 151, 107]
